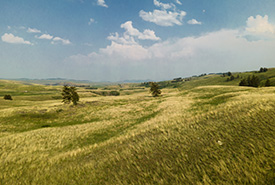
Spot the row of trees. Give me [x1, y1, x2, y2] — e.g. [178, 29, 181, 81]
[239, 75, 260, 87]
[238, 75, 271, 87]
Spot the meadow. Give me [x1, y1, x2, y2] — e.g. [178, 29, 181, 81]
[0, 70, 275, 184]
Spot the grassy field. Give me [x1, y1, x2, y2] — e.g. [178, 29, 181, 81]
[0, 73, 275, 184]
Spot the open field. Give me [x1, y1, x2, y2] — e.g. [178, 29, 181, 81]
[0, 75, 275, 184]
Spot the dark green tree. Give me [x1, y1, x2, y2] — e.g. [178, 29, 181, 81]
[62, 85, 71, 104]
[239, 79, 248, 86]
[250, 75, 260, 87]
[3, 94, 12, 100]
[70, 86, 79, 105]
[265, 79, 271, 87]
[62, 85, 79, 105]
[149, 82, 161, 97]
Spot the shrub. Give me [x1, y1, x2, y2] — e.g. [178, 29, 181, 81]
[3, 95, 12, 100]
[109, 91, 120, 96]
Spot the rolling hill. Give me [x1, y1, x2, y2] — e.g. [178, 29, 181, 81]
[0, 68, 275, 184]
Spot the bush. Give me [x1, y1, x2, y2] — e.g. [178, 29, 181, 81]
[109, 91, 120, 96]
[3, 95, 12, 100]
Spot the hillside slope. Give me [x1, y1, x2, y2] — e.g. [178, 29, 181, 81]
[0, 80, 275, 184]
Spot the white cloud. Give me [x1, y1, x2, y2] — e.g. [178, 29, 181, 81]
[246, 15, 274, 34]
[108, 21, 160, 45]
[68, 29, 275, 81]
[107, 32, 137, 45]
[175, 0, 182, 5]
[140, 0, 186, 26]
[52, 37, 71, 45]
[67, 16, 275, 81]
[1, 33, 33, 45]
[153, 0, 174, 10]
[88, 18, 95, 25]
[27, 27, 41, 33]
[121, 21, 160, 41]
[244, 15, 275, 40]
[140, 9, 186, 26]
[37, 34, 54, 40]
[187, 19, 202, 25]
[97, 0, 108, 8]
[100, 41, 150, 60]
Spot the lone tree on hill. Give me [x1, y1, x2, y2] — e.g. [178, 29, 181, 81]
[149, 82, 161, 97]
[62, 85, 79, 105]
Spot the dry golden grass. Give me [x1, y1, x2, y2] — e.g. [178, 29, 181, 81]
[0, 83, 275, 184]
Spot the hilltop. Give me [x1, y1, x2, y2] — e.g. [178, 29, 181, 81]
[0, 68, 275, 184]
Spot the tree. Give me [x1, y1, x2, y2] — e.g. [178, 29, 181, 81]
[259, 67, 268, 73]
[250, 75, 260, 87]
[239, 75, 260, 87]
[3, 94, 12, 100]
[239, 79, 248, 86]
[70, 86, 79, 105]
[265, 79, 271, 87]
[62, 85, 79, 105]
[149, 82, 161, 97]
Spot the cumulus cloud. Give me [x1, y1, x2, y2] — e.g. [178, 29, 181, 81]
[97, 0, 108, 8]
[1, 33, 33, 45]
[108, 21, 160, 45]
[27, 27, 41, 33]
[187, 19, 202, 25]
[244, 15, 275, 40]
[121, 21, 160, 41]
[67, 15, 275, 81]
[100, 41, 151, 60]
[52, 37, 71, 45]
[67, 28, 275, 81]
[37, 34, 54, 40]
[140, 0, 186, 26]
[140, 9, 186, 26]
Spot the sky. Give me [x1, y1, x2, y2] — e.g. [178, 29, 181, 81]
[1, 0, 275, 82]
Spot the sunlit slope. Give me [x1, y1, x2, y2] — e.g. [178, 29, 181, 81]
[168, 68, 275, 89]
[0, 83, 274, 184]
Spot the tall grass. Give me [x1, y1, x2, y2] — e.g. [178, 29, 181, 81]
[0, 81, 274, 184]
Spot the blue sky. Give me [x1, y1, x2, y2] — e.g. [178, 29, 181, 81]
[1, 0, 275, 81]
